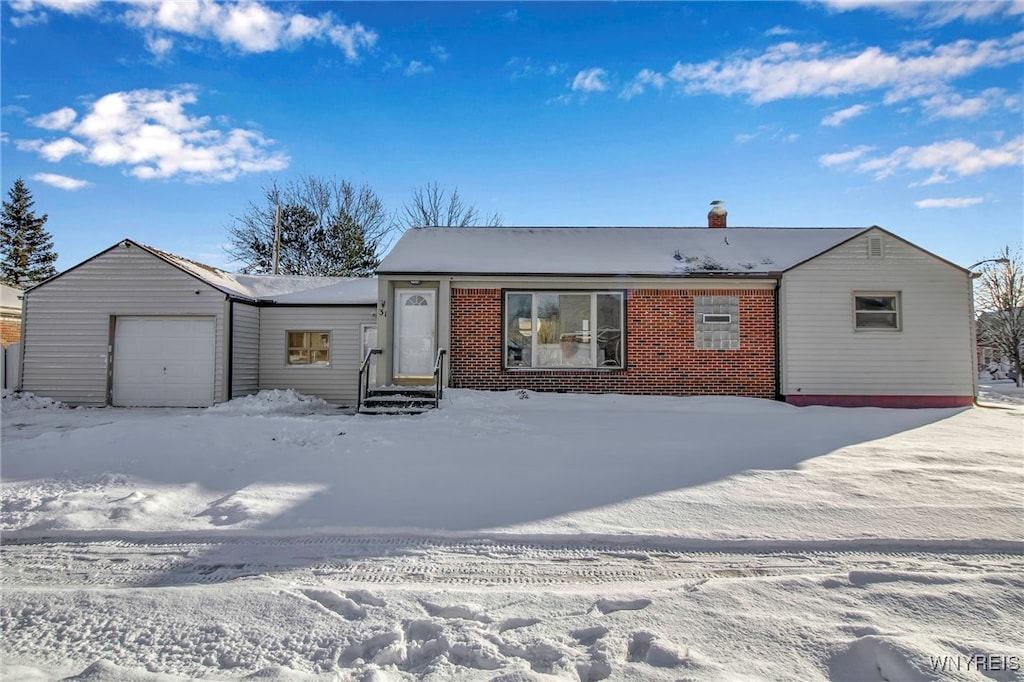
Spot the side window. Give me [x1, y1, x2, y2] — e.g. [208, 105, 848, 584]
[854, 293, 901, 330]
[287, 331, 331, 365]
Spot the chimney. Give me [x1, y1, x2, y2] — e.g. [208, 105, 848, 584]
[708, 200, 727, 228]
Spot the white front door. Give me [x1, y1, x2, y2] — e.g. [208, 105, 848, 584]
[395, 289, 436, 377]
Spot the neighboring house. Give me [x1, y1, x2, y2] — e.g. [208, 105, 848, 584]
[18, 239, 376, 407]
[1, 283, 23, 347]
[373, 209, 975, 408]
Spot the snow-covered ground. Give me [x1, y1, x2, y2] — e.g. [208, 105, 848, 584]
[1, 387, 1021, 681]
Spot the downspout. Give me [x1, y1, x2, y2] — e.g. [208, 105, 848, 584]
[15, 292, 27, 392]
[968, 272, 979, 405]
[226, 296, 234, 402]
[773, 277, 783, 401]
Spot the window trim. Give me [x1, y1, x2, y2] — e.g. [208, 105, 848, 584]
[286, 330, 332, 366]
[503, 289, 626, 371]
[852, 292, 902, 332]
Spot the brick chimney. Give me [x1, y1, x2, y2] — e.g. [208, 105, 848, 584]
[708, 200, 727, 228]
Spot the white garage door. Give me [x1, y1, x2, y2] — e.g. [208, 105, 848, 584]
[113, 316, 216, 407]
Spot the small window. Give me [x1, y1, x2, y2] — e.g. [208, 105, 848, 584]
[695, 295, 739, 350]
[854, 293, 900, 330]
[288, 331, 331, 365]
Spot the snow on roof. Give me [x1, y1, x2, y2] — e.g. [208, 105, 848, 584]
[1, 282, 23, 309]
[377, 226, 868, 276]
[140, 243, 376, 304]
[270, 277, 379, 304]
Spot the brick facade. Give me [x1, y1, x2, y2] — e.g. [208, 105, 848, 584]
[449, 287, 776, 398]
[0, 316, 21, 347]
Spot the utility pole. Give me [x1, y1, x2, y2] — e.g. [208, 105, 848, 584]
[272, 204, 281, 275]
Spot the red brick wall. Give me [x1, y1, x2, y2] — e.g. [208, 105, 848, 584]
[0, 317, 21, 347]
[449, 287, 776, 398]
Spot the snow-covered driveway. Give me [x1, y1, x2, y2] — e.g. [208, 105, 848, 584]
[2, 388, 1021, 680]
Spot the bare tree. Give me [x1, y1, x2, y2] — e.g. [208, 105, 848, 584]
[976, 245, 1024, 387]
[399, 181, 502, 229]
[226, 176, 393, 276]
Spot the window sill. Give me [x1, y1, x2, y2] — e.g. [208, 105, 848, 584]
[504, 366, 625, 373]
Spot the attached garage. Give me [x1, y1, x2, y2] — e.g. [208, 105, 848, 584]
[112, 316, 216, 407]
[19, 239, 378, 407]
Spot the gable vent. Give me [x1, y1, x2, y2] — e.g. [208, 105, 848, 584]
[867, 235, 884, 258]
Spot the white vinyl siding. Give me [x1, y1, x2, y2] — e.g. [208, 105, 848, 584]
[20, 245, 227, 407]
[258, 306, 376, 404]
[231, 302, 260, 398]
[780, 230, 973, 397]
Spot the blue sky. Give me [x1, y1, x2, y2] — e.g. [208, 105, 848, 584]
[1, 0, 1021, 272]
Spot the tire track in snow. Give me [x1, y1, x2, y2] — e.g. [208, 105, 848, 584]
[2, 536, 1021, 588]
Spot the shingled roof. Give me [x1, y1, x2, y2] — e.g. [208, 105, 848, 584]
[377, 226, 869, 276]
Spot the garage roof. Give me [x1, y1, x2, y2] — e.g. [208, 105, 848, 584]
[141, 243, 377, 304]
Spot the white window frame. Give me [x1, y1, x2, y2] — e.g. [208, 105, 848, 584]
[853, 292, 901, 331]
[505, 291, 624, 369]
[287, 330, 332, 366]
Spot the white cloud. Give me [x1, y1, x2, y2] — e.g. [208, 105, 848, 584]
[31, 172, 92, 190]
[28, 106, 77, 130]
[735, 132, 758, 144]
[506, 57, 565, 80]
[619, 69, 667, 100]
[327, 23, 377, 60]
[845, 136, 1023, 180]
[572, 68, 609, 93]
[145, 34, 175, 58]
[405, 60, 433, 76]
[7, 1, 378, 60]
[38, 136, 88, 161]
[921, 87, 1019, 119]
[764, 25, 795, 37]
[821, 103, 869, 127]
[431, 44, 449, 62]
[914, 196, 984, 208]
[819, 145, 876, 167]
[18, 87, 289, 182]
[667, 33, 1024, 104]
[818, 0, 1023, 27]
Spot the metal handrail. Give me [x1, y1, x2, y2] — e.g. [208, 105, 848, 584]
[357, 348, 382, 412]
[433, 348, 447, 408]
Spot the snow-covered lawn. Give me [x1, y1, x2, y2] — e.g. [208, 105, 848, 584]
[1, 388, 1021, 681]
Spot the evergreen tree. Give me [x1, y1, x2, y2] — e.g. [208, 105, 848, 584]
[1, 178, 58, 286]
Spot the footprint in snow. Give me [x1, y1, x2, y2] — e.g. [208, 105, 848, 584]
[571, 625, 609, 646]
[420, 599, 492, 623]
[300, 589, 367, 620]
[626, 631, 689, 668]
[497, 617, 541, 633]
[591, 598, 652, 615]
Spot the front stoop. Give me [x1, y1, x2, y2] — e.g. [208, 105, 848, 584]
[359, 386, 438, 415]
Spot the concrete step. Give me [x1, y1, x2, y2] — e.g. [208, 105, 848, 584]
[359, 405, 434, 416]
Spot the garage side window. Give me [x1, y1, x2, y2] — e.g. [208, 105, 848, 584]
[288, 331, 330, 365]
[854, 293, 901, 331]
